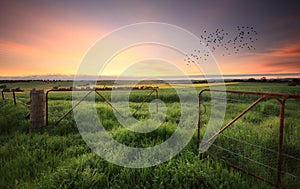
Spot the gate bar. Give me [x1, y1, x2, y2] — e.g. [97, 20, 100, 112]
[132, 88, 158, 116]
[46, 87, 159, 126]
[197, 88, 300, 188]
[55, 90, 93, 126]
[95, 90, 123, 118]
[199, 95, 266, 149]
[277, 98, 286, 187]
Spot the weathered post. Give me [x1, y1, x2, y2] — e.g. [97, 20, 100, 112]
[30, 89, 45, 132]
[1, 91, 4, 100]
[12, 90, 16, 105]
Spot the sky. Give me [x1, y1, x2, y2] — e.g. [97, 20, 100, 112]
[0, 0, 299, 79]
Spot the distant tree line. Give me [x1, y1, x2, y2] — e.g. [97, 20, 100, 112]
[287, 79, 300, 86]
[1, 78, 299, 88]
[0, 85, 24, 92]
[0, 79, 76, 84]
[192, 77, 300, 86]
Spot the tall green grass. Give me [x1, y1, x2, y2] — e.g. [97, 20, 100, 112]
[1, 82, 299, 188]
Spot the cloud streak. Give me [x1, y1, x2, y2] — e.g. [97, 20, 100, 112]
[264, 39, 300, 57]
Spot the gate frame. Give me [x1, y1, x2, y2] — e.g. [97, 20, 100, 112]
[45, 87, 158, 126]
[197, 88, 300, 188]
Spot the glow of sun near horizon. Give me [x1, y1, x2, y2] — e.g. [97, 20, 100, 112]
[0, 1, 299, 78]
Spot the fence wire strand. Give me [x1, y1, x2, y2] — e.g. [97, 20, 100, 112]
[200, 90, 300, 187]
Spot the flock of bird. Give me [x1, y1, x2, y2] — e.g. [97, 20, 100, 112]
[184, 26, 258, 65]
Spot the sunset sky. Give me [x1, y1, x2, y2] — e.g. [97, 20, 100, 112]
[0, 0, 299, 79]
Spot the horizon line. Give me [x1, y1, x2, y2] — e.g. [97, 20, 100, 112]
[0, 72, 300, 80]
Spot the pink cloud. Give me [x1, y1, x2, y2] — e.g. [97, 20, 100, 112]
[263, 38, 300, 57]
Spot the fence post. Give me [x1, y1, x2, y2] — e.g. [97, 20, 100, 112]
[155, 89, 158, 113]
[1, 91, 4, 100]
[197, 93, 201, 148]
[277, 98, 286, 187]
[30, 89, 45, 132]
[12, 90, 16, 105]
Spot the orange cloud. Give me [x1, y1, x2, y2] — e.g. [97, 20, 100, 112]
[256, 39, 300, 72]
[0, 21, 106, 76]
[0, 39, 83, 75]
[217, 38, 300, 75]
[0, 1, 111, 77]
[262, 61, 300, 73]
[265, 43, 300, 57]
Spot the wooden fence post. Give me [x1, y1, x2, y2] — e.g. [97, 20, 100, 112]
[30, 89, 45, 132]
[1, 91, 4, 100]
[12, 90, 16, 105]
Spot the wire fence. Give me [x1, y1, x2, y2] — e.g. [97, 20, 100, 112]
[198, 89, 300, 188]
[2, 87, 300, 187]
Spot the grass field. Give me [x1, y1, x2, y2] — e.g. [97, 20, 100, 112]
[0, 81, 299, 188]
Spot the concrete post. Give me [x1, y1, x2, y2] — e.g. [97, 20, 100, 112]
[30, 89, 45, 132]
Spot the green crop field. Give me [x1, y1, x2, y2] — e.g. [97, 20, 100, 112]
[0, 81, 299, 188]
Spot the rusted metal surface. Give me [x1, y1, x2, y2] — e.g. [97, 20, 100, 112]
[197, 94, 201, 150]
[132, 88, 157, 116]
[95, 90, 123, 118]
[199, 96, 266, 149]
[46, 87, 158, 126]
[199, 88, 300, 99]
[197, 88, 300, 188]
[226, 161, 278, 187]
[277, 98, 286, 187]
[54, 90, 93, 126]
[46, 88, 95, 126]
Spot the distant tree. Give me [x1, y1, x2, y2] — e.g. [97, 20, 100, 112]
[288, 80, 297, 86]
[248, 78, 256, 82]
[231, 79, 243, 82]
[292, 78, 300, 84]
[260, 77, 267, 82]
[14, 87, 24, 92]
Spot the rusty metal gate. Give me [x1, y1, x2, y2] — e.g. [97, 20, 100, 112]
[46, 87, 158, 126]
[197, 89, 300, 188]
